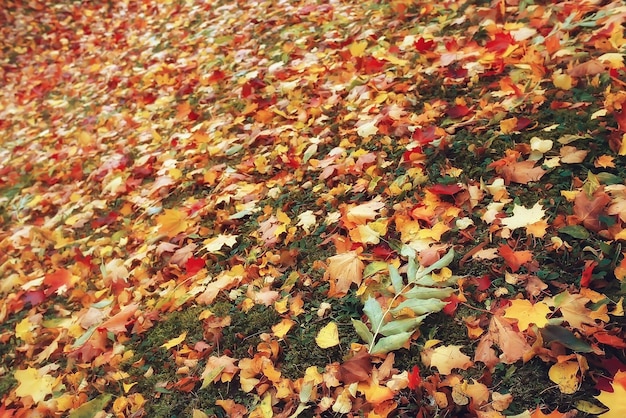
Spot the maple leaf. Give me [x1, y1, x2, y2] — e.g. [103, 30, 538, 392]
[500, 202, 546, 231]
[545, 292, 595, 330]
[573, 188, 611, 232]
[407, 365, 422, 390]
[202, 234, 238, 253]
[14, 367, 59, 404]
[499, 160, 546, 184]
[596, 370, 626, 418]
[498, 244, 533, 272]
[504, 299, 551, 331]
[424, 344, 473, 375]
[156, 208, 191, 237]
[326, 250, 364, 297]
[476, 315, 531, 369]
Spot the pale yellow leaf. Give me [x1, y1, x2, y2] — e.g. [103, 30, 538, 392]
[316, 322, 340, 348]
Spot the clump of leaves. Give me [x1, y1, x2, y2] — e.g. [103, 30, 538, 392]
[352, 247, 456, 354]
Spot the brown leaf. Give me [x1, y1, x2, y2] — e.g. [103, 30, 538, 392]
[500, 160, 546, 184]
[573, 189, 611, 232]
[339, 350, 372, 384]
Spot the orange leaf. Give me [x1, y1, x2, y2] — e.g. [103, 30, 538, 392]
[357, 378, 395, 404]
[498, 244, 533, 272]
[156, 208, 191, 237]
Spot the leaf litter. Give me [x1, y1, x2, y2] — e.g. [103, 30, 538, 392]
[1, 0, 626, 417]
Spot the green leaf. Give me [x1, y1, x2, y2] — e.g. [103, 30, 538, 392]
[370, 331, 413, 354]
[403, 286, 455, 300]
[391, 298, 447, 316]
[68, 394, 113, 418]
[596, 172, 623, 185]
[558, 225, 590, 239]
[351, 319, 374, 345]
[540, 325, 593, 353]
[388, 264, 404, 293]
[363, 297, 385, 329]
[364, 261, 389, 278]
[379, 314, 427, 336]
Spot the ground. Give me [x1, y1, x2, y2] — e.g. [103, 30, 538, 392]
[1, 0, 626, 417]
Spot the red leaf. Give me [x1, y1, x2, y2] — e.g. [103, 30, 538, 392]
[428, 183, 463, 195]
[486, 32, 515, 53]
[407, 365, 422, 390]
[446, 104, 472, 119]
[477, 275, 492, 291]
[580, 260, 597, 287]
[43, 268, 73, 296]
[443, 293, 461, 315]
[362, 56, 386, 73]
[414, 37, 435, 52]
[186, 256, 206, 275]
[412, 126, 441, 145]
[595, 332, 626, 349]
[515, 117, 533, 131]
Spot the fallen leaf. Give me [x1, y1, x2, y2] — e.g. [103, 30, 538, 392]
[549, 361, 580, 394]
[425, 344, 473, 375]
[316, 322, 340, 348]
[595, 370, 626, 417]
[161, 332, 187, 349]
[504, 299, 551, 331]
[14, 367, 58, 404]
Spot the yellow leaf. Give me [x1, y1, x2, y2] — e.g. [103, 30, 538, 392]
[161, 332, 187, 349]
[193, 409, 210, 418]
[14, 367, 58, 404]
[596, 370, 626, 418]
[272, 318, 295, 339]
[15, 317, 37, 344]
[500, 117, 518, 134]
[316, 321, 340, 348]
[549, 361, 579, 394]
[156, 209, 190, 237]
[503, 299, 551, 331]
[553, 72, 573, 90]
[349, 40, 368, 57]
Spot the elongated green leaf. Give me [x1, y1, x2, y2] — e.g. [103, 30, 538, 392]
[541, 325, 593, 353]
[363, 297, 384, 329]
[407, 255, 418, 280]
[388, 264, 404, 294]
[370, 331, 413, 355]
[379, 314, 428, 336]
[391, 298, 447, 316]
[68, 394, 113, 418]
[351, 319, 374, 345]
[403, 286, 455, 300]
[411, 248, 455, 283]
[558, 225, 590, 239]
